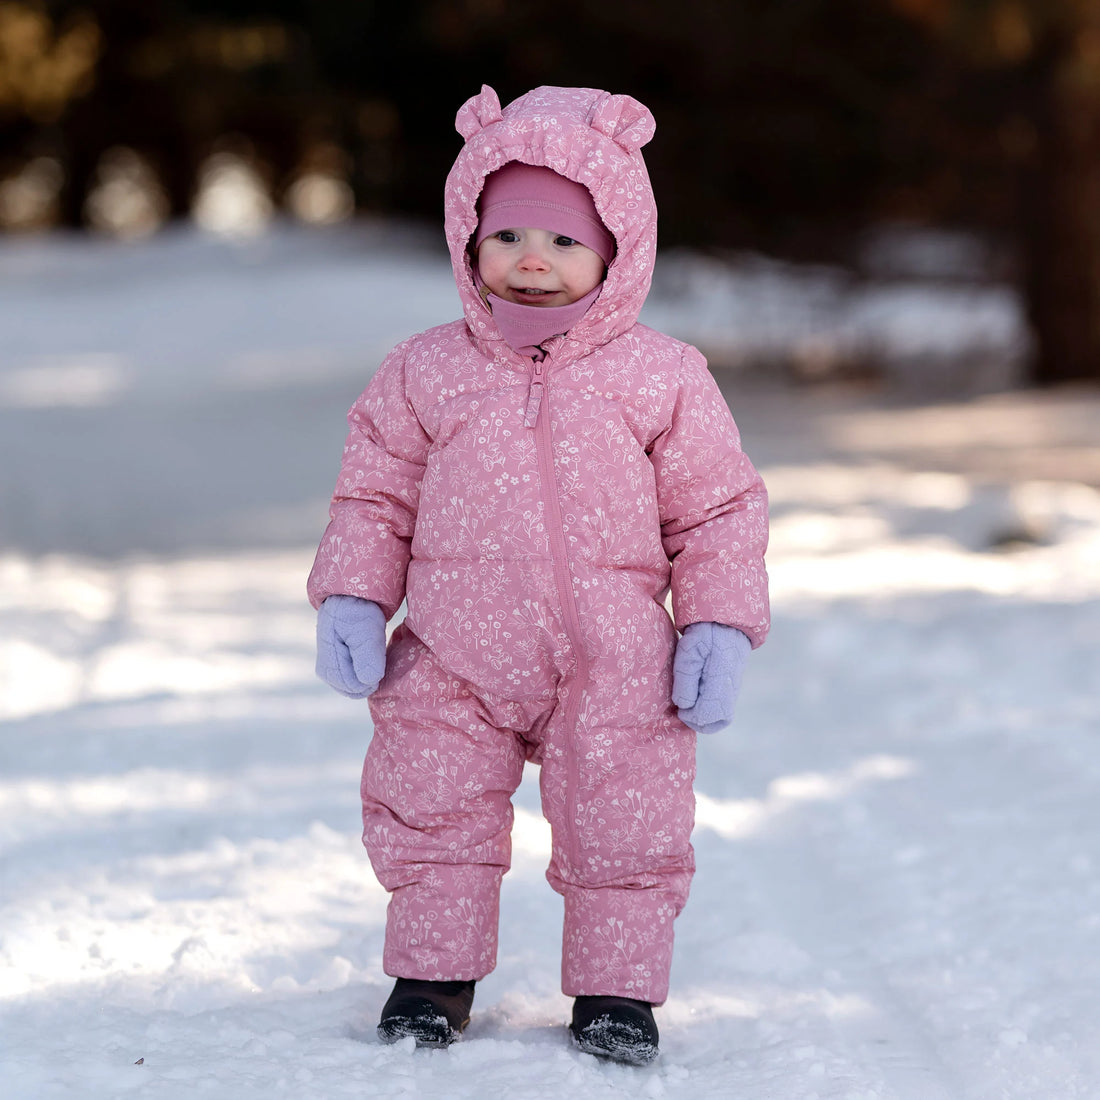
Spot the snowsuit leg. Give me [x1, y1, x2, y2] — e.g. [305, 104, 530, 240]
[363, 624, 539, 981]
[541, 629, 697, 1006]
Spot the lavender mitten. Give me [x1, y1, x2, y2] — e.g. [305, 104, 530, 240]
[672, 622, 752, 734]
[316, 595, 387, 698]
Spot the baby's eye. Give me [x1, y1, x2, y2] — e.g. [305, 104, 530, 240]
[495, 230, 519, 243]
[554, 235, 578, 247]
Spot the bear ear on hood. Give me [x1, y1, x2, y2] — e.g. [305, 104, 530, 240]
[455, 85, 503, 140]
[588, 93, 655, 152]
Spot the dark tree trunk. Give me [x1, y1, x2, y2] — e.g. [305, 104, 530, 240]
[1019, 30, 1100, 385]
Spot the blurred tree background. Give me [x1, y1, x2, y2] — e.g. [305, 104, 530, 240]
[2, 0, 1099, 384]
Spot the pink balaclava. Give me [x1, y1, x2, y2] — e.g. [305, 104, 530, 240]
[474, 162, 615, 355]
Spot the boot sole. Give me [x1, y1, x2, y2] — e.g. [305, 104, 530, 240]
[571, 1023, 659, 1066]
[377, 1012, 468, 1047]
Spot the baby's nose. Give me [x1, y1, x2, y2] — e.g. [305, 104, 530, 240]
[518, 248, 550, 269]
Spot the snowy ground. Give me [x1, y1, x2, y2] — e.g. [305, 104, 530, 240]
[2, 222, 1099, 1099]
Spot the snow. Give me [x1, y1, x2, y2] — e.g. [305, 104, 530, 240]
[2, 220, 1099, 1099]
[644, 244, 1028, 393]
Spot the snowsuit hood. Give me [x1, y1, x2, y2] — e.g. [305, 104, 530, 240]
[445, 85, 657, 361]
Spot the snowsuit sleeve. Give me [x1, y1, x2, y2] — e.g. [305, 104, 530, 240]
[306, 343, 430, 618]
[650, 345, 770, 647]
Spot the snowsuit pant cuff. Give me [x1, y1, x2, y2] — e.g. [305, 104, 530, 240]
[560, 884, 682, 1005]
[381, 864, 504, 981]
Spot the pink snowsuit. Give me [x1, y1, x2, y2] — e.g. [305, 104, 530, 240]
[308, 86, 769, 1004]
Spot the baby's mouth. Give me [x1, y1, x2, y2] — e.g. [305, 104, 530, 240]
[511, 287, 560, 304]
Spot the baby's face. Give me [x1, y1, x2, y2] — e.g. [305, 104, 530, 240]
[477, 228, 605, 307]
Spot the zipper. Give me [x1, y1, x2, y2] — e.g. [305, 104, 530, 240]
[529, 353, 590, 873]
[524, 355, 545, 427]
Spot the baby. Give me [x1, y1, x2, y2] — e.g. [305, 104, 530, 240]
[308, 85, 769, 1065]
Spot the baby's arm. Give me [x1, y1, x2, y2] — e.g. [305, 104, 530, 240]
[307, 342, 430, 618]
[650, 344, 770, 648]
[308, 344, 430, 697]
[650, 345, 769, 731]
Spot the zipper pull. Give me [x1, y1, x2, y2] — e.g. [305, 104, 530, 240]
[524, 354, 546, 428]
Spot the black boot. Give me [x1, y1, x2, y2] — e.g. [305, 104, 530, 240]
[377, 978, 476, 1047]
[570, 995, 660, 1065]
